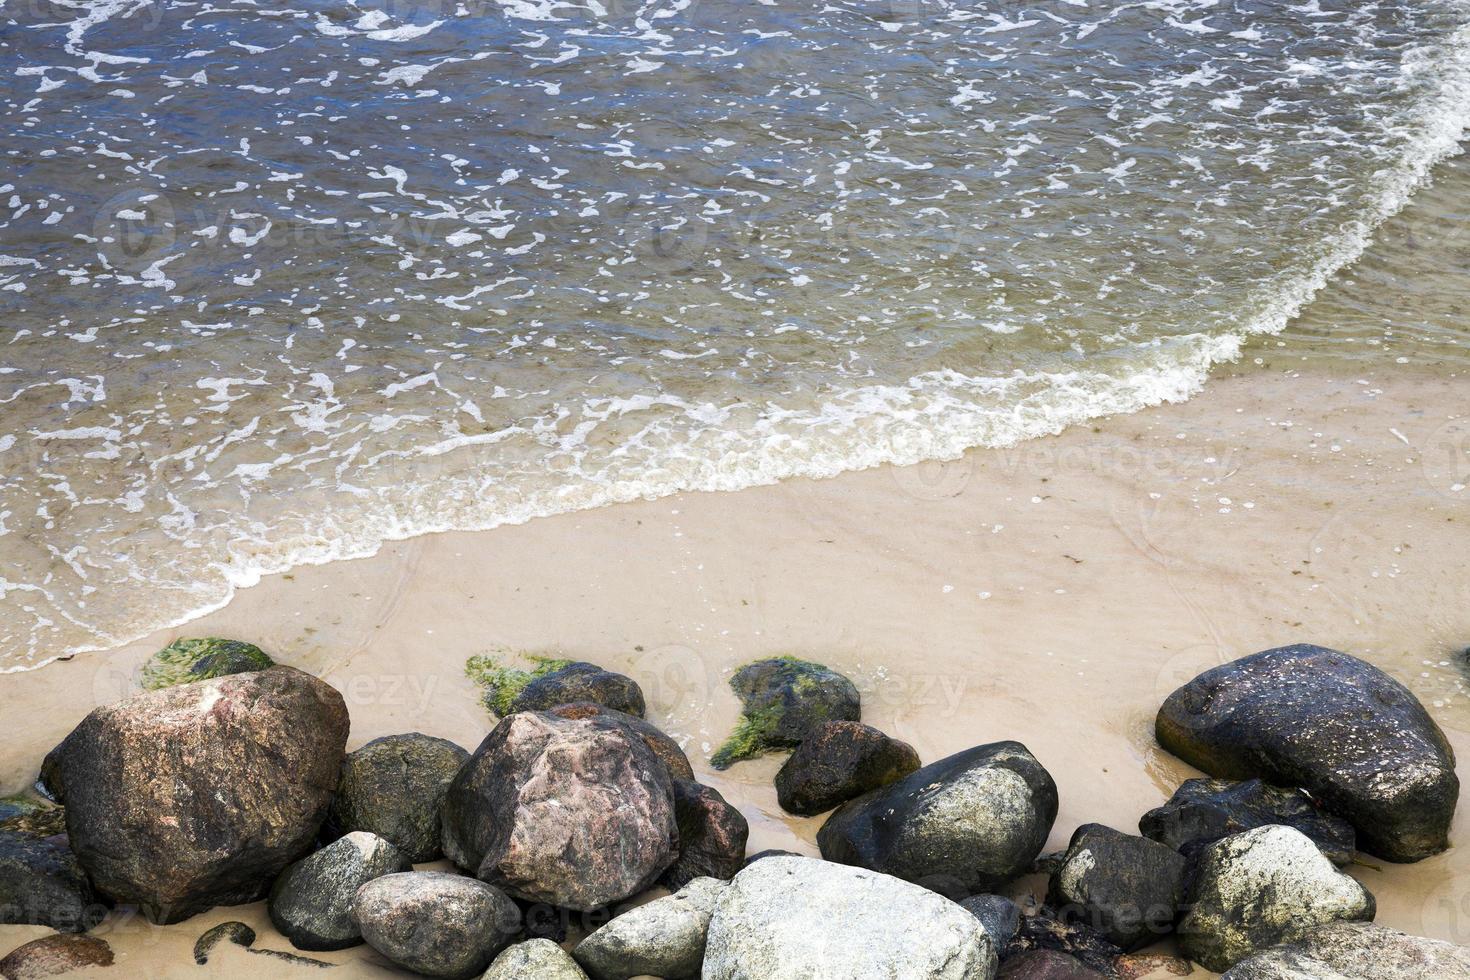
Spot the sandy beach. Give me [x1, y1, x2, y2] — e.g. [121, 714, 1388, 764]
[2, 354, 1466, 978]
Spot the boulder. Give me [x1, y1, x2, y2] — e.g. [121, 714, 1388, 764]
[961, 893, 1021, 950]
[510, 662, 647, 718]
[269, 831, 410, 951]
[1178, 825, 1375, 972]
[1156, 644, 1457, 862]
[325, 733, 470, 863]
[0, 831, 101, 933]
[0, 935, 113, 979]
[547, 702, 695, 781]
[484, 939, 589, 980]
[660, 780, 749, 890]
[711, 658, 861, 769]
[817, 741, 1057, 895]
[999, 951, 1107, 979]
[1140, 778, 1356, 866]
[440, 711, 678, 910]
[140, 637, 274, 690]
[55, 666, 348, 923]
[703, 856, 996, 979]
[574, 877, 726, 980]
[774, 720, 921, 816]
[1004, 911, 1122, 975]
[1220, 922, 1470, 979]
[1047, 824, 1186, 951]
[352, 871, 520, 979]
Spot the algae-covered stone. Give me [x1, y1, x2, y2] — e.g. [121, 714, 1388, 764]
[0, 797, 65, 839]
[510, 662, 646, 718]
[711, 657, 860, 769]
[140, 637, 274, 690]
[465, 654, 575, 715]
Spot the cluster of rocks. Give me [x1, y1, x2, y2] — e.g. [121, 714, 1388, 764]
[0, 639, 1463, 980]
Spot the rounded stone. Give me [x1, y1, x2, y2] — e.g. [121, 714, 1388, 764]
[325, 733, 470, 863]
[268, 831, 411, 951]
[351, 871, 521, 979]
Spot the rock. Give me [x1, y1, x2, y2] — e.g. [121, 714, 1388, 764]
[0, 935, 113, 979]
[269, 831, 410, 951]
[1156, 644, 1458, 862]
[1140, 777, 1357, 866]
[773, 720, 921, 816]
[711, 657, 861, 769]
[352, 871, 520, 979]
[194, 921, 256, 964]
[999, 951, 1107, 979]
[574, 877, 726, 980]
[0, 831, 101, 933]
[817, 740, 1058, 895]
[140, 637, 274, 690]
[464, 654, 575, 715]
[441, 711, 678, 910]
[704, 856, 995, 979]
[509, 662, 647, 718]
[55, 666, 349, 923]
[741, 849, 801, 867]
[1047, 824, 1187, 951]
[35, 751, 64, 805]
[325, 733, 470, 863]
[660, 780, 749, 890]
[961, 893, 1021, 950]
[484, 939, 589, 980]
[547, 702, 695, 781]
[1004, 911, 1123, 976]
[1177, 825, 1375, 972]
[1220, 921, 1470, 979]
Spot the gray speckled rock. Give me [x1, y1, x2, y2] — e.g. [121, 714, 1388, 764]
[703, 856, 997, 980]
[0, 831, 100, 933]
[269, 831, 410, 951]
[1047, 823, 1186, 951]
[510, 662, 647, 718]
[1220, 922, 1470, 979]
[817, 741, 1057, 896]
[998, 951, 1106, 979]
[1140, 778, 1356, 866]
[325, 734, 469, 863]
[483, 939, 588, 980]
[960, 894, 1021, 950]
[1156, 644, 1457, 862]
[1178, 826, 1375, 972]
[352, 871, 520, 979]
[574, 877, 725, 980]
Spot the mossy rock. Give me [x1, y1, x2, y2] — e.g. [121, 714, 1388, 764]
[711, 657, 861, 769]
[0, 795, 65, 837]
[465, 654, 575, 716]
[140, 638, 274, 690]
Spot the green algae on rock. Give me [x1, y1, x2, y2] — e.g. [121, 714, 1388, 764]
[0, 795, 65, 838]
[140, 638, 274, 691]
[710, 657, 860, 770]
[465, 654, 574, 716]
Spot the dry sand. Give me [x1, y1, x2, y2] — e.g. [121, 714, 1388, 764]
[2, 358, 1467, 978]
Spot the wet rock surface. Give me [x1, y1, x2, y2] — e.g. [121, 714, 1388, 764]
[325, 733, 469, 863]
[56, 666, 349, 923]
[1047, 823, 1186, 951]
[1004, 911, 1123, 976]
[351, 871, 520, 979]
[660, 780, 749, 890]
[774, 720, 921, 817]
[818, 740, 1058, 895]
[0, 831, 100, 933]
[711, 658, 861, 769]
[999, 950, 1108, 980]
[1140, 777, 1356, 866]
[269, 831, 410, 951]
[1156, 644, 1458, 862]
[962, 893, 1022, 950]
[193, 921, 256, 964]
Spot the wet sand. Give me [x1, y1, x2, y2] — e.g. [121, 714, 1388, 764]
[2, 358, 1467, 978]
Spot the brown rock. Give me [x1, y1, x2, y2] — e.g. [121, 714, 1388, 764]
[774, 720, 920, 816]
[547, 702, 695, 781]
[0, 935, 113, 979]
[999, 950, 1107, 979]
[55, 666, 349, 923]
[441, 711, 678, 910]
[660, 780, 749, 890]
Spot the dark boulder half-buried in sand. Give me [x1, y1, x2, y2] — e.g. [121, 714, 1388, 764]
[774, 720, 920, 817]
[1155, 643, 1457, 862]
[508, 661, 647, 718]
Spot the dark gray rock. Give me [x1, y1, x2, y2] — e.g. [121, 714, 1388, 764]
[193, 921, 255, 964]
[1156, 644, 1457, 862]
[999, 951, 1107, 979]
[1140, 778, 1356, 866]
[1220, 922, 1470, 979]
[546, 702, 695, 781]
[269, 831, 410, 951]
[660, 780, 749, 890]
[961, 894, 1021, 950]
[574, 877, 726, 980]
[351, 871, 520, 979]
[56, 666, 349, 923]
[0, 935, 113, 979]
[1178, 825, 1376, 972]
[1003, 911, 1122, 976]
[817, 741, 1058, 896]
[325, 733, 470, 863]
[1047, 824, 1186, 951]
[774, 720, 921, 816]
[484, 939, 588, 979]
[441, 711, 678, 910]
[711, 658, 861, 769]
[0, 831, 101, 933]
[509, 662, 646, 718]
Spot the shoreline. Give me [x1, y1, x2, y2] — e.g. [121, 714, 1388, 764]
[2, 357, 1467, 976]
